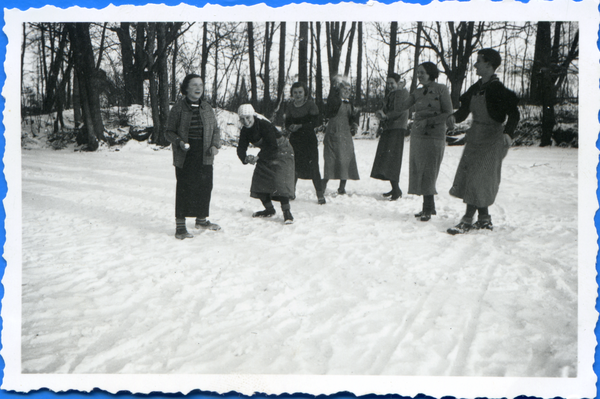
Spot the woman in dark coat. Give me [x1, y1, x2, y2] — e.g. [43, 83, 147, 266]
[401, 62, 453, 221]
[371, 73, 410, 201]
[237, 104, 296, 225]
[322, 76, 360, 195]
[284, 81, 325, 204]
[447, 48, 520, 235]
[165, 74, 221, 240]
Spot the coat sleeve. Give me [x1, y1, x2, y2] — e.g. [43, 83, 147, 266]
[503, 89, 520, 138]
[237, 129, 250, 163]
[453, 86, 474, 123]
[165, 102, 183, 146]
[258, 120, 281, 161]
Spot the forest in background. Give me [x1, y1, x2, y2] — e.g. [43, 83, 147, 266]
[20, 21, 579, 150]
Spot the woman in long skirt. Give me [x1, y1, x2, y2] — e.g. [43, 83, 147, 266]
[322, 76, 360, 195]
[401, 62, 453, 221]
[447, 48, 520, 235]
[165, 74, 221, 239]
[284, 81, 325, 204]
[237, 104, 296, 224]
[371, 73, 410, 201]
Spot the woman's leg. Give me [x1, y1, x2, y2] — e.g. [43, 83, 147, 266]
[175, 217, 193, 239]
[252, 193, 276, 218]
[447, 204, 477, 235]
[475, 207, 493, 230]
[278, 197, 294, 224]
[390, 180, 402, 200]
[338, 179, 347, 194]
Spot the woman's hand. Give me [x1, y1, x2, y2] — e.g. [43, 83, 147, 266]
[288, 124, 301, 132]
[245, 155, 257, 165]
[207, 146, 219, 156]
[503, 134, 513, 147]
[179, 141, 190, 151]
[350, 123, 359, 136]
[375, 110, 386, 120]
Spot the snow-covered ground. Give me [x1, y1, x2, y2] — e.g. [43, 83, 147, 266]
[20, 138, 578, 376]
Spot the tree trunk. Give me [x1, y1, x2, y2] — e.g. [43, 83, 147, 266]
[21, 24, 27, 96]
[66, 23, 104, 150]
[276, 22, 286, 104]
[298, 22, 309, 84]
[73, 73, 81, 126]
[314, 22, 324, 110]
[171, 35, 178, 101]
[247, 22, 258, 109]
[153, 23, 170, 146]
[410, 22, 422, 94]
[355, 22, 363, 105]
[263, 22, 274, 114]
[531, 22, 554, 146]
[326, 22, 346, 86]
[344, 22, 356, 77]
[145, 23, 161, 145]
[201, 22, 209, 84]
[388, 22, 397, 76]
[43, 24, 68, 113]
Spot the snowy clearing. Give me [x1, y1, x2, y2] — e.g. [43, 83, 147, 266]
[20, 139, 577, 377]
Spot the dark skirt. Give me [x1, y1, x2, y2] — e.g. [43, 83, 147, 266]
[289, 129, 321, 180]
[250, 137, 295, 199]
[175, 138, 213, 218]
[370, 128, 406, 181]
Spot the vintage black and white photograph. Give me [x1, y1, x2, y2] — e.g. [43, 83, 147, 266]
[2, 0, 597, 397]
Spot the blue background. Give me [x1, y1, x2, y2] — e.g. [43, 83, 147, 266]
[0, 0, 597, 399]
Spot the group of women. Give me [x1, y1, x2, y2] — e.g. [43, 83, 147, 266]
[165, 48, 520, 239]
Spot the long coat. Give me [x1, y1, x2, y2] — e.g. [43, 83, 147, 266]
[370, 88, 409, 182]
[323, 89, 360, 180]
[404, 82, 453, 196]
[284, 100, 321, 179]
[237, 118, 295, 199]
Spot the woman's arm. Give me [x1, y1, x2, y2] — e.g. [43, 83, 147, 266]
[237, 129, 250, 163]
[164, 102, 184, 146]
[453, 85, 474, 123]
[503, 89, 520, 138]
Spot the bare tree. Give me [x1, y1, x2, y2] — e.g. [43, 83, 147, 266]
[531, 21, 579, 146]
[247, 22, 258, 108]
[298, 22, 309, 84]
[66, 22, 105, 150]
[355, 22, 363, 105]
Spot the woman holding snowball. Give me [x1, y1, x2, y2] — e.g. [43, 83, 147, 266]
[165, 74, 221, 240]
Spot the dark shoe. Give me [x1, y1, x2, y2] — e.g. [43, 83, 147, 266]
[252, 208, 276, 218]
[318, 196, 326, 205]
[447, 221, 473, 235]
[382, 190, 393, 197]
[473, 219, 493, 231]
[337, 188, 346, 195]
[195, 219, 222, 231]
[283, 209, 294, 224]
[414, 210, 437, 218]
[390, 189, 402, 201]
[419, 212, 432, 222]
[175, 228, 194, 240]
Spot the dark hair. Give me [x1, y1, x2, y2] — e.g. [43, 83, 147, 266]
[478, 48, 502, 70]
[388, 73, 402, 83]
[290, 81, 309, 98]
[180, 74, 202, 96]
[419, 62, 439, 81]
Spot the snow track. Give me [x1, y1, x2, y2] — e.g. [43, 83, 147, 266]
[20, 140, 578, 376]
